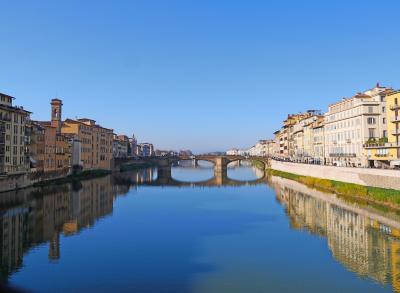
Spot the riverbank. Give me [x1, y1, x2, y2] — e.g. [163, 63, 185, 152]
[119, 161, 156, 172]
[0, 160, 158, 193]
[270, 160, 400, 190]
[34, 158, 159, 187]
[269, 169, 400, 209]
[32, 169, 112, 187]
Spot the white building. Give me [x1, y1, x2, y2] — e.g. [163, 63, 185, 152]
[324, 84, 390, 167]
[226, 149, 240, 155]
[113, 134, 129, 159]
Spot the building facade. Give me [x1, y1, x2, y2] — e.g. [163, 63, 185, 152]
[364, 90, 400, 168]
[62, 118, 113, 170]
[0, 93, 31, 174]
[312, 120, 325, 164]
[324, 85, 389, 167]
[137, 143, 154, 157]
[27, 121, 45, 172]
[29, 99, 71, 174]
[113, 134, 129, 159]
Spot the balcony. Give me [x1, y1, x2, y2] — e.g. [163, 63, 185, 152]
[391, 116, 400, 123]
[392, 130, 400, 136]
[364, 142, 400, 148]
[329, 153, 356, 158]
[390, 104, 400, 111]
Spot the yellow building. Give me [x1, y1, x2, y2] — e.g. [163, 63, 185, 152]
[364, 90, 400, 168]
[62, 118, 113, 171]
[29, 99, 72, 174]
[277, 112, 313, 159]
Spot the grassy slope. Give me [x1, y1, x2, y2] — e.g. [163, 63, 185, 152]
[269, 169, 400, 207]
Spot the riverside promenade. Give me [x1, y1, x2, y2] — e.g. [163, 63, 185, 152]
[270, 160, 400, 190]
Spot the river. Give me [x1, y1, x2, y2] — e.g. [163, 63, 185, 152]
[1, 161, 399, 292]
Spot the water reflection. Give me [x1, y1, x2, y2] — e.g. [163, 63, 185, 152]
[0, 168, 163, 283]
[0, 165, 399, 292]
[172, 160, 215, 183]
[227, 161, 265, 181]
[270, 176, 400, 292]
[170, 161, 264, 185]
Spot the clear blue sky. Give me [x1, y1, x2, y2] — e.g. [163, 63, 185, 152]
[1, 0, 400, 153]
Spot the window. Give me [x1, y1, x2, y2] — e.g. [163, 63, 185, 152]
[383, 130, 387, 138]
[368, 128, 375, 138]
[383, 118, 386, 124]
[382, 106, 386, 113]
[367, 117, 376, 125]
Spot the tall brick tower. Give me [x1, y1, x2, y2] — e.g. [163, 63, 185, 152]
[51, 98, 63, 134]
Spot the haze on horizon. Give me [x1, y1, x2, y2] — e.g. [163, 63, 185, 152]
[1, 0, 400, 153]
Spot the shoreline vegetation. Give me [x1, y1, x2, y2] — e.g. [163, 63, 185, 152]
[268, 169, 400, 210]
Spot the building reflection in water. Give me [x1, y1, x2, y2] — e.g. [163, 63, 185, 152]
[0, 167, 155, 283]
[270, 175, 400, 292]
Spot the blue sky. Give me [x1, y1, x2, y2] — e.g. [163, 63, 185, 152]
[1, 0, 400, 153]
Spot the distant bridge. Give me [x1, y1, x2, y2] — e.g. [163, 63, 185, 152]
[113, 155, 271, 188]
[114, 155, 271, 174]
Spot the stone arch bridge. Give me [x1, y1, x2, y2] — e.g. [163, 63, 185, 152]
[114, 155, 271, 176]
[113, 155, 271, 187]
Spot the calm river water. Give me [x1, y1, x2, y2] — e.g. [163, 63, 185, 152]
[1, 161, 400, 292]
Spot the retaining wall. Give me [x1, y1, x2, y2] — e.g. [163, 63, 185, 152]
[270, 160, 400, 190]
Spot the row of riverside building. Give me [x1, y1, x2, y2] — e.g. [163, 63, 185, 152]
[0, 93, 155, 181]
[230, 83, 400, 169]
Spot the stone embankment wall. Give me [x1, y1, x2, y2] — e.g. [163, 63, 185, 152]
[0, 173, 31, 193]
[0, 169, 70, 193]
[270, 160, 400, 190]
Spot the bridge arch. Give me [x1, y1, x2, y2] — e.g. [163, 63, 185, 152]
[174, 158, 217, 167]
[226, 157, 268, 170]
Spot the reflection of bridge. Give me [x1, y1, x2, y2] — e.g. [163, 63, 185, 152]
[148, 168, 268, 187]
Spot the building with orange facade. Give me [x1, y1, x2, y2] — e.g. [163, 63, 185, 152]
[61, 118, 113, 171]
[29, 99, 70, 174]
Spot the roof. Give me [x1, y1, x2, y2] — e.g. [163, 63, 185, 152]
[64, 118, 113, 132]
[0, 92, 15, 100]
[0, 104, 31, 115]
[385, 89, 400, 97]
[353, 93, 371, 99]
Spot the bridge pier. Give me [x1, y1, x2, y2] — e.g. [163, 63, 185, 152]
[156, 166, 172, 185]
[214, 167, 227, 185]
[213, 157, 229, 185]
